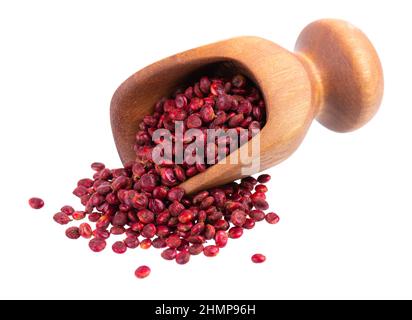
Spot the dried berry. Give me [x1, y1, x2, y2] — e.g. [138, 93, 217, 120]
[251, 253, 266, 263]
[257, 174, 271, 183]
[203, 245, 219, 257]
[135, 265, 151, 279]
[112, 241, 127, 254]
[53, 212, 71, 225]
[265, 212, 280, 224]
[89, 238, 107, 252]
[29, 197, 44, 209]
[161, 248, 177, 260]
[65, 227, 80, 240]
[124, 236, 140, 249]
[79, 223, 92, 239]
[215, 230, 228, 248]
[175, 251, 190, 265]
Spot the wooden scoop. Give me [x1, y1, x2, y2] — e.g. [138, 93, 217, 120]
[110, 19, 383, 194]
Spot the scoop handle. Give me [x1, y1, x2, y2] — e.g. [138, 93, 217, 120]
[295, 19, 384, 132]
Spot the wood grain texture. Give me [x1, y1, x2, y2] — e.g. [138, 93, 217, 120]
[111, 19, 383, 194]
[295, 19, 384, 132]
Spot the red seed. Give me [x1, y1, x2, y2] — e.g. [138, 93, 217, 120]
[139, 173, 157, 192]
[165, 234, 181, 249]
[175, 94, 188, 109]
[203, 245, 219, 257]
[228, 114, 244, 128]
[214, 219, 229, 231]
[78, 178, 94, 188]
[242, 176, 257, 186]
[178, 210, 193, 224]
[65, 227, 80, 240]
[91, 162, 105, 171]
[188, 244, 204, 255]
[199, 76, 211, 94]
[60, 205, 74, 215]
[200, 196, 214, 209]
[140, 238, 152, 249]
[251, 253, 266, 263]
[177, 222, 193, 232]
[249, 210, 266, 222]
[169, 201, 185, 217]
[124, 236, 140, 249]
[88, 212, 100, 223]
[72, 211, 86, 221]
[156, 225, 170, 238]
[204, 224, 216, 240]
[174, 166, 186, 181]
[189, 97, 204, 111]
[142, 223, 157, 238]
[29, 197, 44, 209]
[190, 222, 205, 236]
[255, 184, 268, 193]
[152, 237, 167, 249]
[112, 241, 127, 254]
[251, 192, 266, 201]
[186, 167, 198, 177]
[187, 114, 202, 129]
[93, 228, 110, 240]
[186, 235, 205, 244]
[135, 265, 151, 279]
[73, 186, 88, 197]
[228, 227, 243, 239]
[175, 251, 190, 265]
[230, 209, 247, 227]
[160, 168, 177, 186]
[79, 223, 92, 239]
[126, 228, 139, 238]
[152, 186, 168, 200]
[200, 105, 215, 123]
[53, 212, 71, 225]
[243, 218, 255, 230]
[215, 230, 228, 248]
[232, 74, 246, 88]
[89, 238, 106, 252]
[137, 209, 155, 224]
[257, 174, 271, 183]
[167, 187, 185, 202]
[265, 212, 280, 224]
[110, 226, 125, 235]
[252, 198, 269, 210]
[161, 248, 177, 260]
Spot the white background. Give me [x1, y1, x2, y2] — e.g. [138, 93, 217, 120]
[0, 0, 411, 300]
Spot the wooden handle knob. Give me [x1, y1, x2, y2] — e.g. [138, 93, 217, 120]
[295, 19, 384, 132]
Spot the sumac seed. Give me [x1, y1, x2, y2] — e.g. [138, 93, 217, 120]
[265, 212, 280, 224]
[257, 174, 271, 183]
[161, 248, 177, 260]
[29, 197, 44, 209]
[140, 238, 152, 249]
[175, 251, 190, 265]
[124, 236, 140, 249]
[203, 245, 219, 257]
[65, 227, 80, 240]
[135, 265, 151, 279]
[112, 241, 127, 254]
[228, 227, 243, 239]
[251, 253, 266, 263]
[79, 223, 93, 239]
[53, 212, 71, 225]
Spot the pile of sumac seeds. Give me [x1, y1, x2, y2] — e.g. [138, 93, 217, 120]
[30, 74, 280, 279]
